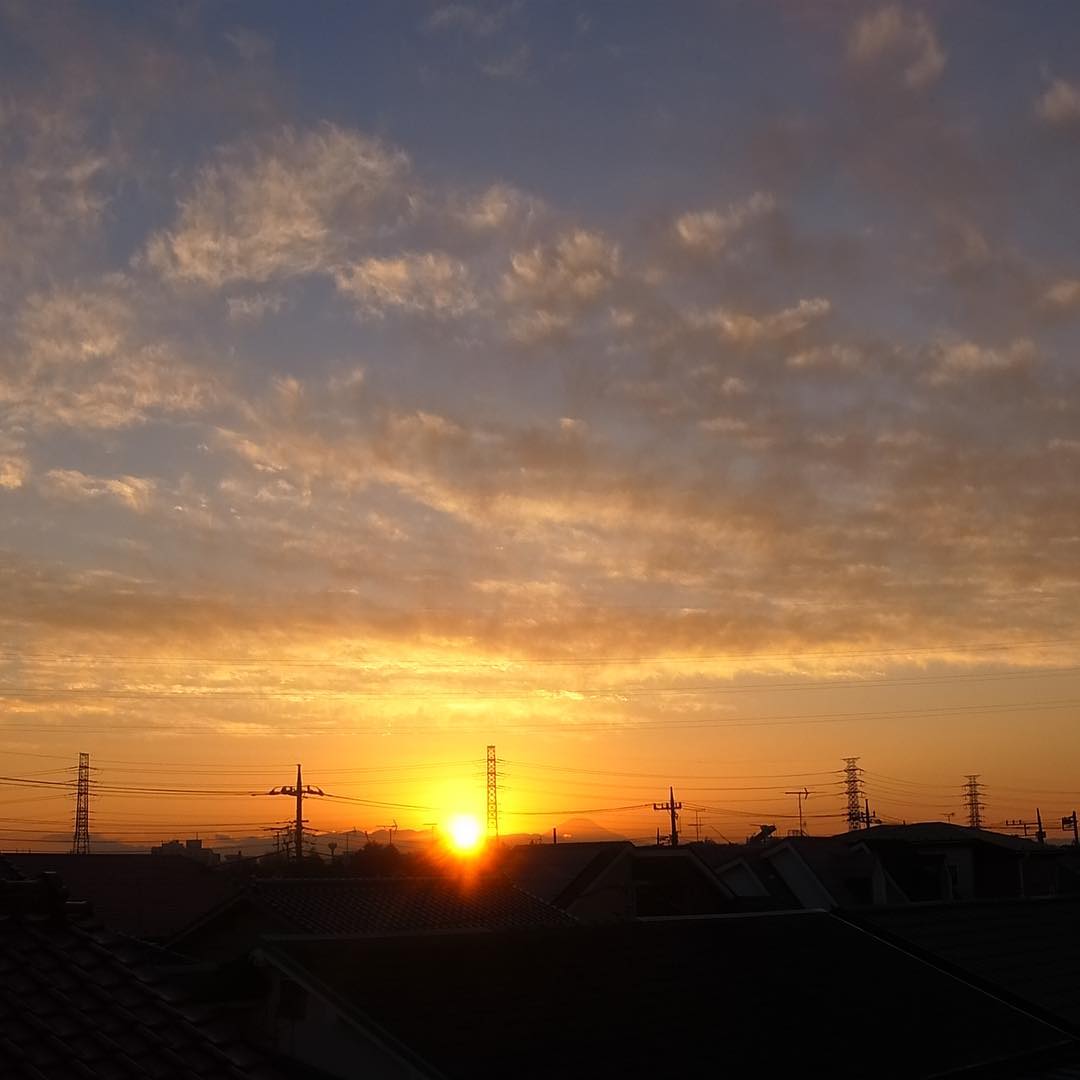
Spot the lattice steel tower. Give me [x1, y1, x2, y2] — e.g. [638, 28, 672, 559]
[71, 752, 91, 854]
[964, 774, 985, 830]
[843, 757, 864, 831]
[486, 745, 499, 839]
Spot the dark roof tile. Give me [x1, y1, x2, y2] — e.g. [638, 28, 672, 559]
[180, 874, 573, 944]
[0, 911, 293, 1079]
[861, 896, 1080, 1027]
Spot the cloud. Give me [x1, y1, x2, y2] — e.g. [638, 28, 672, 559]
[225, 292, 285, 321]
[673, 192, 776, 253]
[423, 4, 510, 37]
[786, 344, 864, 370]
[929, 338, 1036, 384]
[1, 282, 218, 430]
[848, 6, 946, 90]
[0, 99, 115, 284]
[692, 297, 832, 344]
[223, 28, 274, 63]
[504, 230, 618, 302]
[145, 124, 412, 287]
[453, 183, 537, 232]
[42, 468, 156, 511]
[1036, 78, 1080, 127]
[501, 229, 620, 343]
[480, 45, 530, 80]
[334, 252, 477, 317]
[0, 454, 28, 490]
[1042, 278, 1080, 312]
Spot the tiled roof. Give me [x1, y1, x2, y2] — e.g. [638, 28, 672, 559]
[197, 875, 575, 939]
[858, 896, 1080, 1027]
[267, 912, 1080, 1079]
[3, 854, 237, 941]
[0, 876, 291, 1080]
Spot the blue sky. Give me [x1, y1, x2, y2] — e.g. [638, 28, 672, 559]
[2, 1, 1080, 840]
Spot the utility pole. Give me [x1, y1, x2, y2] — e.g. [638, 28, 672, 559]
[1062, 811, 1079, 846]
[785, 788, 810, 837]
[486, 745, 499, 840]
[71, 752, 91, 855]
[267, 764, 324, 866]
[843, 758, 864, 831]
[963, 775, 985, 830]
[1036, 808, 1047, 846]
[653, 786, 682, 846]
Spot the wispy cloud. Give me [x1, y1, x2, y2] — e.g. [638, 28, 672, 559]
[1036, 77, 1080, 127]
[42, 468, 157, 512]
[145, 124, 412, 287]
[673, 192, 777, 254]
[848, 5, 946, 90]
[335, 252, 478, 317]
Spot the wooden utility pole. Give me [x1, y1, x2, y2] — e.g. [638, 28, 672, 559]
[653, 786, 682, 846]
[786, 788, 810, 837]
[267, 764, 324, 865]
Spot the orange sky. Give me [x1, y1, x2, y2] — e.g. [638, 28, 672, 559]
[3, 3, 1080, 852]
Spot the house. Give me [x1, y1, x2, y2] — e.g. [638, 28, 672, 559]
[170, 874, 574, 960]
[3, 852, 239, 941]
[498, 840, 738, 919]
[0, 860, 301, 1079]
[854, 822, 1072, 901]
[691, 836, 906, 910]
[245, 912, 1080, 1079]
[691, 825, 1078, 911]
[152, 837, 223, 866]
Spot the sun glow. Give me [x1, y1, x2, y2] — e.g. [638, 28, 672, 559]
[446, 813, 482, 854]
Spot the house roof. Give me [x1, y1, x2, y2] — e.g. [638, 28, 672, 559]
[857, 896, 1080, 1028]
[175, 874, 574, 944]
[854, 822, 1038, 851]
[3, 853, 237, 940]
[0, 869, 294, 1080]
[263, 912, 1080, 1079]
[688, 841, 811, 909]
[497, 840, 633, 907]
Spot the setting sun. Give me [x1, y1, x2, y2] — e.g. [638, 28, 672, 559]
[446, 814, 483, 854]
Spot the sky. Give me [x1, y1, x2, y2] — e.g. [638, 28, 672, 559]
[2, 1, 1080, 852]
